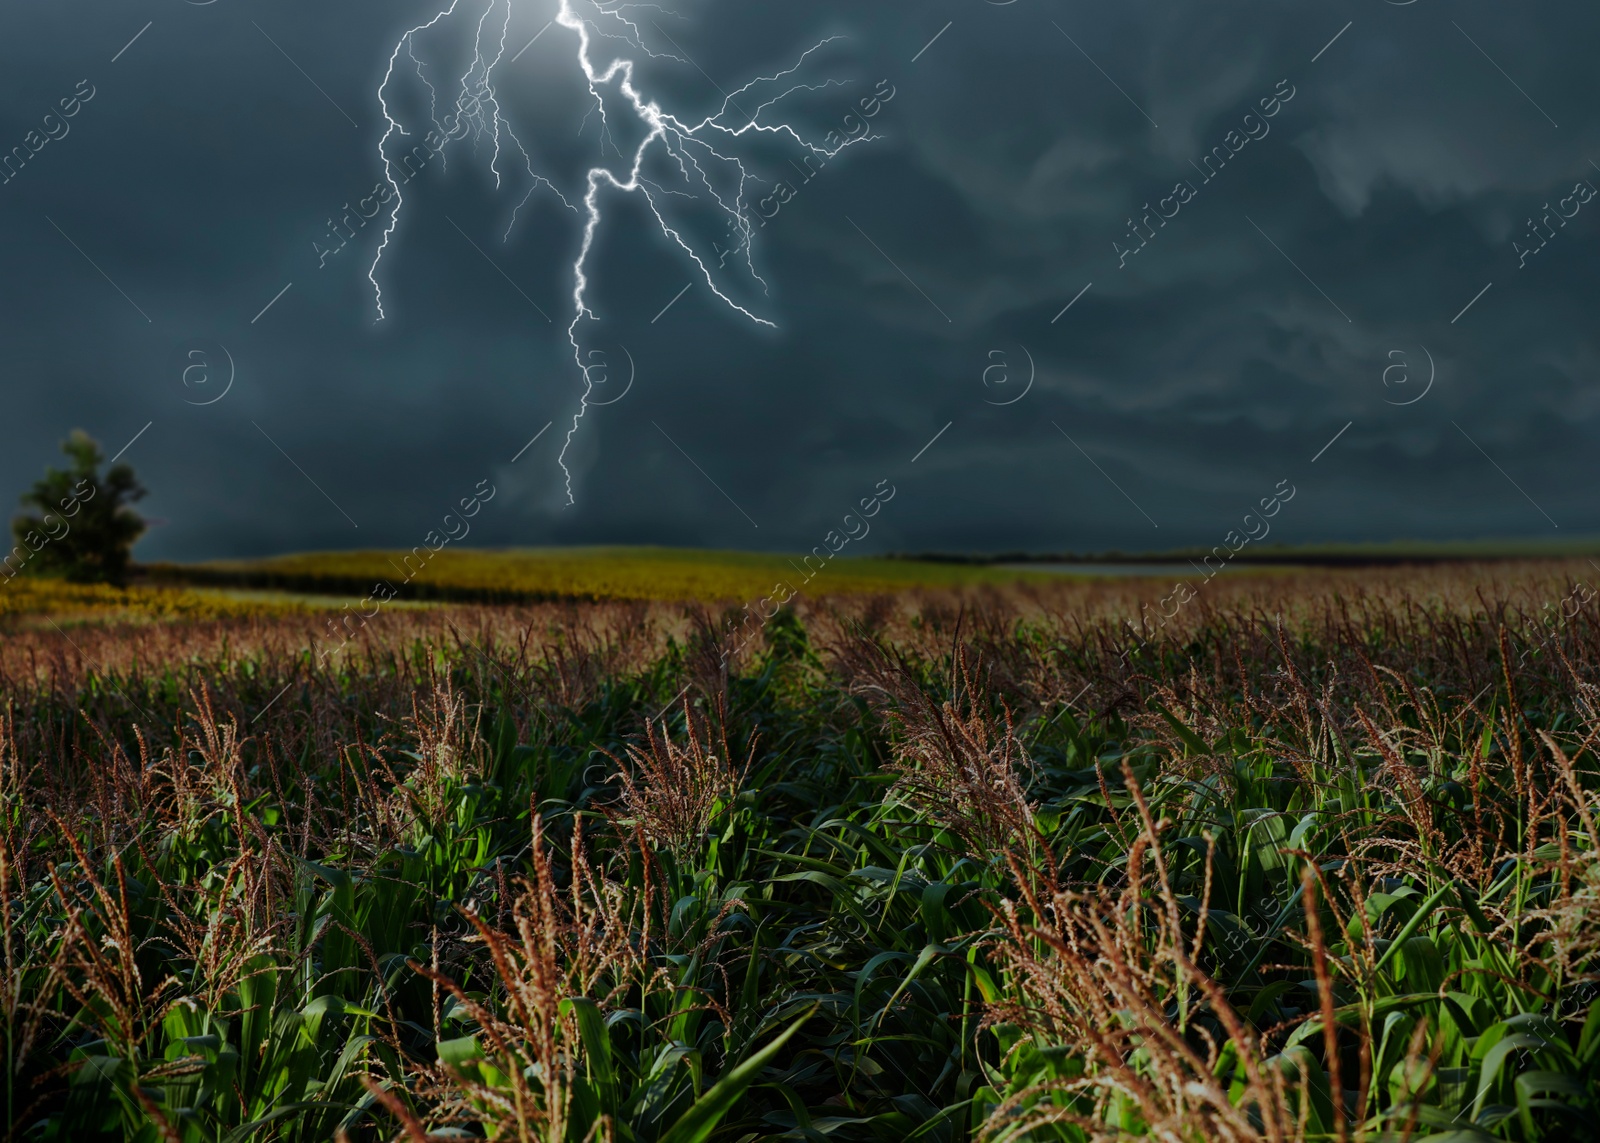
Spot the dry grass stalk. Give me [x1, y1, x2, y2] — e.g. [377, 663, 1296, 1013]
[981, 772, 1306, 1143]
[612, 711, 747, 857]
[397, 670, 482, 830]
[406, 815, 659, 1141]
[845, 637, 1039, 858]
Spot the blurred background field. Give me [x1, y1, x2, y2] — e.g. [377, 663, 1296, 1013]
[2, 547, 1044, 631]
[139, 545, 1056, 604]
[0, 576, 317, 625]
[5, 548, 1599, 683]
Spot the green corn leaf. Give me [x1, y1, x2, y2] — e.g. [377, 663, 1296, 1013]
[220, 1100, 364, 1143]
[1471, 1032, 1553, 1120]
[655, 1005, 816, 1143]
[563, 996, 618, 1107]
[1153, 704, 1208, 757]
[1373, 882, 1453, 978]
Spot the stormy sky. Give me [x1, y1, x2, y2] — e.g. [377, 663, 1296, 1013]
[2, 0, 1596, 561]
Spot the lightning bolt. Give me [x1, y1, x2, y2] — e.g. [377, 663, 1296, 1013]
[371, 1, 876, 504]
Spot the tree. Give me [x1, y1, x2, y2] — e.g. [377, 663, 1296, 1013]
[10, 430, 147, 586]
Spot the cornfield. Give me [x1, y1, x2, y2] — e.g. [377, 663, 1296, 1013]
[3, 563, 1597, 1140]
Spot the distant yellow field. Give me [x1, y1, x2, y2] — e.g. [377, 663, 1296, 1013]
[160, 546, 1046, 604]
[0, 577, 315, 624]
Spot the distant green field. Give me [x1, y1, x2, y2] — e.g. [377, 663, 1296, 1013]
[144, 546, 1054, 604]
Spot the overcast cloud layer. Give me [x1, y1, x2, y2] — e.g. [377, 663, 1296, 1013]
[1, 0, 1596, 560]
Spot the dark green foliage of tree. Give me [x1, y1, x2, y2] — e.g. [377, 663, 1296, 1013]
[11, 429, 147, 586]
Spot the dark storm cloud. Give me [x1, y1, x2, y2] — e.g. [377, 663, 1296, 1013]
[0, 0, 1595, 560]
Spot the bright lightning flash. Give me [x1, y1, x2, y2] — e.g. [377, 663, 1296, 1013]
[371, 0, 874, 503]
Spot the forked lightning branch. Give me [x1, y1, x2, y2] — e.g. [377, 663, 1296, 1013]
[369, 0, 876, 503]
